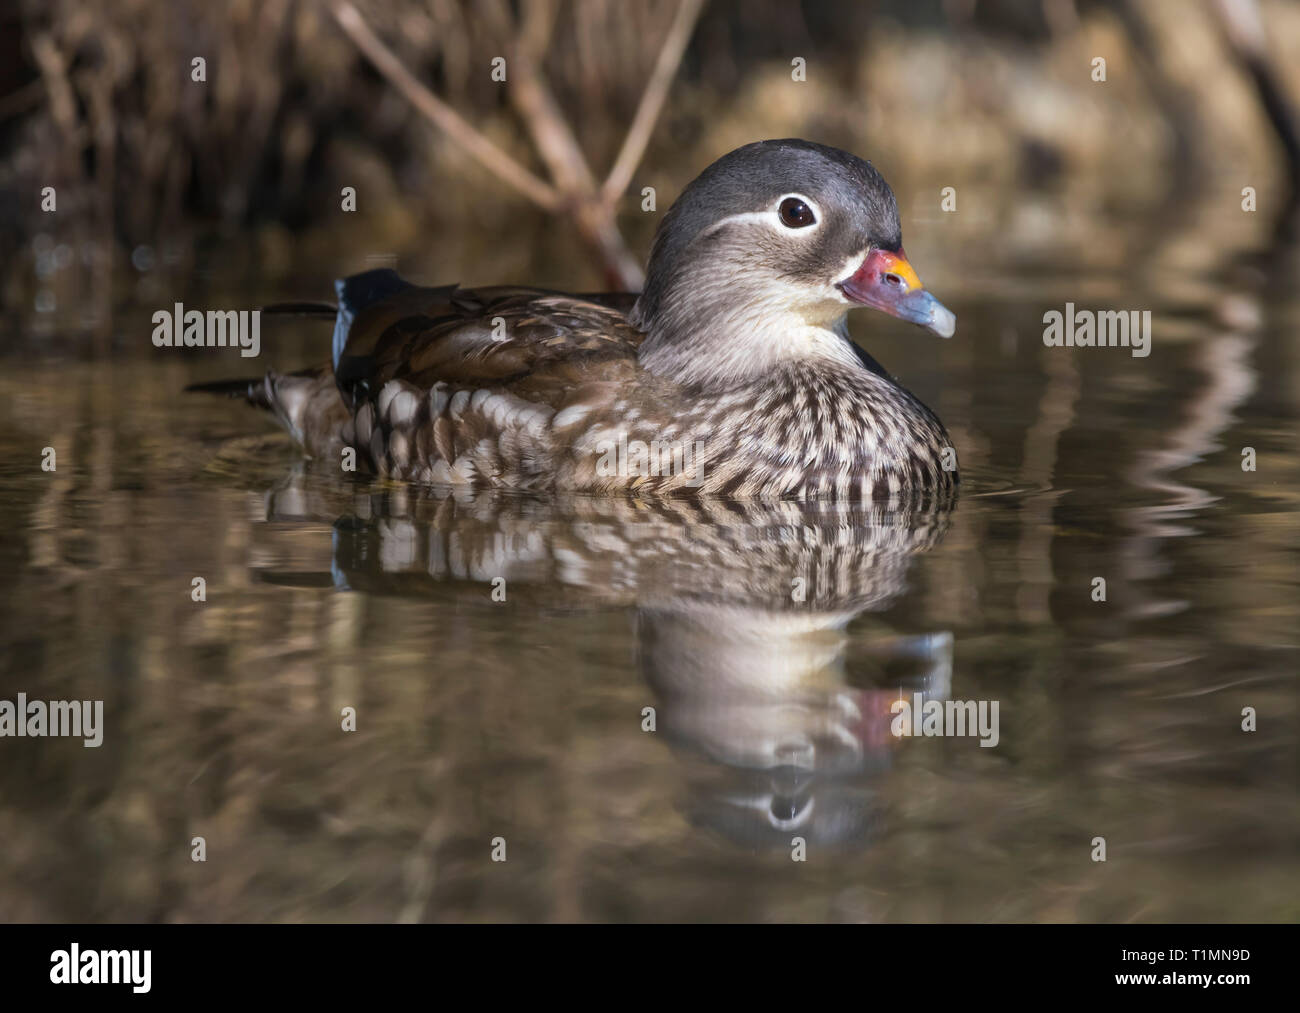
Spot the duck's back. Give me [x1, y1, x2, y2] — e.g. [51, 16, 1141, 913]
[331, 270, 643, 408]
[254, 269, 648, 489]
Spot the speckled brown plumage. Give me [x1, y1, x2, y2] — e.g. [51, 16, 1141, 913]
[200, 139, 960, 504]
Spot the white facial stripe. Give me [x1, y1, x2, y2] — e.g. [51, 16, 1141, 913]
[701, 211, 780, 236]
[835, 249, 870, 285]
[701, 193, 827, 240]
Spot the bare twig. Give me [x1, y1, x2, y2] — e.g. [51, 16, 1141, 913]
[29, 32, 81, 142]
[328, 0, 561, 211]
[495, 0, 643, 286]
[327, 0, 703, 289]
[502, 0, 601, 197]
[602, 0, 705, 205]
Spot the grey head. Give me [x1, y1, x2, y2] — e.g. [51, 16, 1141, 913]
[631, 139, 954, 390]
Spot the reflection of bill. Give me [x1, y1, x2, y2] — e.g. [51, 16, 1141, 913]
[594, 433, 707, 488]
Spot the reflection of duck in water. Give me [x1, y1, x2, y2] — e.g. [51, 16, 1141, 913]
[257, 481, 955, 851]
[196, 140, 957, 502]
[640, 607, 951, 850]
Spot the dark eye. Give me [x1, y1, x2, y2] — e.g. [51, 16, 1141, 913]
[778, 197, 816, 228]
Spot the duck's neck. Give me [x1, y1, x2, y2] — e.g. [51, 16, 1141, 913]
[631, 282, 864, 390]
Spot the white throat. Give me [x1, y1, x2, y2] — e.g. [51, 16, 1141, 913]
[636, 283, 862, 389]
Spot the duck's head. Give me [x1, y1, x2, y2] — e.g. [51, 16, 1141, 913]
[632, 139, 955, 389]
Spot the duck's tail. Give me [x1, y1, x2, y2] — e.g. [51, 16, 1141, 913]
[187, 366, 343, 453]
[183, 301, 339, 407]
[184, 368, 320, 409]
[186, 270, 414, 448]
[261, 302, 339, 319]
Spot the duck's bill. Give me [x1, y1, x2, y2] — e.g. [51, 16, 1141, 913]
[839, 248, 956, 338]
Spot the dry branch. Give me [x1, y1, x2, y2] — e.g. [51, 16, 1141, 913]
[328, 0, 562, 212]
[326, 0, 704, 289]
[603, 0, 705, 204]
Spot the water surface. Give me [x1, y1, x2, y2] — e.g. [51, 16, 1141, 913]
[1, 221, 1296, 923]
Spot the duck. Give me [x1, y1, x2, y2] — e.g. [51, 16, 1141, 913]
[194, 139, 958, 502]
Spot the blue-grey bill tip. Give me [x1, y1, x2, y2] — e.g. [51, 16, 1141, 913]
[928, 302, 957, 339]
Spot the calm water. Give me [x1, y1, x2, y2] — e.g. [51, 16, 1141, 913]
[1, 226, 1297, 923]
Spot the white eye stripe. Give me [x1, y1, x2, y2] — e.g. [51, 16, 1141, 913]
[701, 211, 780, 235]
[700, 193, 824, 238]
[832, 249, 872, 299]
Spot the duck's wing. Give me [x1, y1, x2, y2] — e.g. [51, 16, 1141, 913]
[332, 269, 643, 411]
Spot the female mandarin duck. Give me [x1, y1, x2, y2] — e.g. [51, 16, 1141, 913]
[200, 139, 958, 501]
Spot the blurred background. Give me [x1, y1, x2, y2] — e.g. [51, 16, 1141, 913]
[0, 1, 1296, 923]
[3, 0, 1300, 340]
